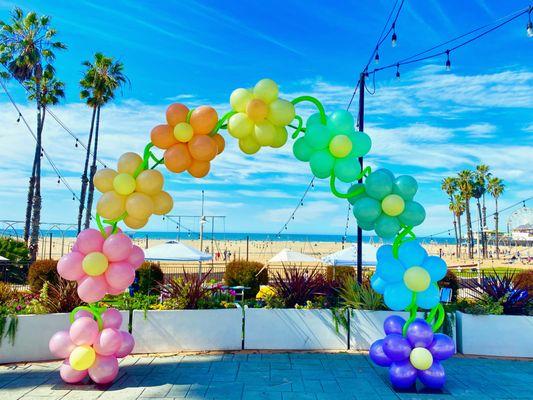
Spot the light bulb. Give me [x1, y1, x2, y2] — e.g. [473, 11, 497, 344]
[445, 50, 451, 71]
[391, 32, 397, 47]
[374, 50, 380, 64]
[527, 21, 533, 37]
[395, 64, 400, 80]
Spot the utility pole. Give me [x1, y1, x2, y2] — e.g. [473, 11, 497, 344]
[356, 72, 365, 285]
[246, 235, 249, 262]
[199, 190, 205, 276]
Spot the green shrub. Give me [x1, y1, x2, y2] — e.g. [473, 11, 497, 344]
[514, 269, 532, 295]
[463, 294, 503, 315]
[0, 237, 30, 263]
[137, 262, 164, 294]
[326, 266, 355, 283]
[27, 260, 59, 292]
[338, 274, 384, 310]
[438, 270, 459, 302]
[0, 282, 16, 304]
[224, 260, 267, 298]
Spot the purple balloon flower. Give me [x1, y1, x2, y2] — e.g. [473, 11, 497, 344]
[368, 316, 455, 390]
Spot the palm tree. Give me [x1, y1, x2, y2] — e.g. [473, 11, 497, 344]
[475, 164, 491, 257]
[441, 177, 459, 256]
[450, 194, 465, 258]
[77, 53, 127, 231]
[487, 177, 505, 259]
[457, 170, 475, 259]
[0, 7, 66, 261]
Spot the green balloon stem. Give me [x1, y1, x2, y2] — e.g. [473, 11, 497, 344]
[402, 293, 418, 337]
[186, 108, 194, 123]
[210, 111, 236, 136]
[95, 213, 107, 237]
[392, 225, 416, 259]
[426, 301, 445, 332]
[291, 96, 327, 124]
[69, 304, 105, 331]
[291, 115, 304, 139]
[329, 167, 371, 199]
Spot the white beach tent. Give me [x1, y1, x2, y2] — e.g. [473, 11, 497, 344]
[0, 255, 9, 261]
[268, 248, 321, 264]
[143, 240, 212, 262]
[322, 243, 378, 266]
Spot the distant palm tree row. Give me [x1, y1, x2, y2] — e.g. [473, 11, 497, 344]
[441, 165, 505, 260]
[0, 8, 127, 261]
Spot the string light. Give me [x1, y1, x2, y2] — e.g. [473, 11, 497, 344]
[374, 47, 380, 64]
[527, 7, 533, 37]
[445, 50, 451, 71]
[395, 63, 400, 79]
[391, 23, 398, 47]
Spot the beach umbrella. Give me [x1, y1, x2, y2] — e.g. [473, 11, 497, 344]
[0, 255, 8, 261]
[322, 243, 378, 266]
[268, 248, 321, 264]
[143, 241, 212, 262]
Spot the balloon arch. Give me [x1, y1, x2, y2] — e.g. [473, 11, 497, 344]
[49, 79, 454, 389]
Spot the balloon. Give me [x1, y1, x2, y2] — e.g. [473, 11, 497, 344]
[410, 348, 434, 370]
[212, 133, 225, 154]
[384, 282, 412, 311]
[417, 360, 446, 389]
[369, 339, 392, 367]
[82, 252, 109, 276]
[377, 257, 405, 283]
[329, 134, 352, 158]
[403, 266, 431, 292]
[376, 244, 394, 260]
[239, 136, 260, 155]
[113, 173, 136, 196]
[353, 197, 382, 222]
[307, 112, 327, 127]
[107, 286, 125, 296]
[350, 132, 372, 157]
[125, 192, 154, 220]
[398, 201, 426, 227]
[398, 241, 427, 268]
[76, 229, 104, 254]
[117, 152, 143, 175]
[136, 170, 164, 196]
[93, 328, 122, 356]
[189, 105, 218, 135]
[305, 124, 330, 150]
[253, 120, 276, 146]
[164, 143, 192, 173]
[389, 360, 417, 389]
[370, 274, 386, 294]
[267, 99, 295, 126]
[347, 183, 366, 205]
[188, 135, 217, 161]
[152, 191, 173, 215]
[253, 78, 278, 103]
[93, 169, 118, 193]
[383, 315, 406, 335]
[88, 355, 119, 384]
[394, 175, 418, 200]
[365, 170, 394, 200]
[124, 215, 148, 229]
[293, 137, 314, 162]
[246, 98, 268, 122]
[103, 233, 132, 262]
[271, 126, 288, 148]
[309, 150, 335, 178]
[228, 112, 254, 139]
[96, 191, 126, 220]
[102, 308, 123, 329]
[150, 124, 177, 150]
[329, 110, 355, 134]
[115, 331, 135, 358]
[381, 194, 405, 217]
[70, 344, 96, 371]
[75, 310, 93, 319]
[166, 103, 189, 127]
[406, 319, 434, 348]
[57, 251, 85, 281]
[416, 284, 440, 310]
[77, 275, 108, 303]
[60, 360, 88, 383]
[127, 245, 145, 269]
[70, 317, 99, 346]
[49, 330, 76, 358]
[374, 214, 401, 239]
[334, 157, 361, 183]
[424, 256, 447, 281]
[230, 88, 253, 112]
[188, 159, 210, 178]
[382, 333, 411, 362]
[105, 261, 135, 289]
[428, 334, 455, 360]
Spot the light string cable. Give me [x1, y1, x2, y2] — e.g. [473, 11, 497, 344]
[1, 79, 81, 202]
[275, 178, 315, 237]
[164, 214, 196, 237]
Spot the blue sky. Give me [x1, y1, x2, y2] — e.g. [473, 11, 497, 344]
[0, 0, 532, 238]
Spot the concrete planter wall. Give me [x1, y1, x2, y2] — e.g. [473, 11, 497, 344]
[0, 311, 129, 364]
[244, 308, 347, 350]
[131, 309, 243, 353]
[456, 311, 533, 358]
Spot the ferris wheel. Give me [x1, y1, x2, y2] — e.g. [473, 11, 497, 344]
[507, 206, 533, 232]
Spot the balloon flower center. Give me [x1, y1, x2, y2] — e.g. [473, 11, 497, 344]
[382, 194, 405, 216]
[82, 252, 109, 276]
[329, 135, 352, 158]
[403, 266, 430, 292]
[113, 173, 136, 196]
[409, 347, 433, 370]
[246, 98, 268, 122]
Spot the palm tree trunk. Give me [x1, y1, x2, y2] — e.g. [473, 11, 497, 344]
[23, 161, 37, 243]
[29, 106, 46, 263]
[77, 106, 97, 233]
[457, 213, 462, 258]
[482, 193, 487, 258]
[465, 199, 473, 259]
[452, 216, 458, 258]
[495, 197, 500, 259]
[84, 105, 101, 229]
[476, 199, 484, 259]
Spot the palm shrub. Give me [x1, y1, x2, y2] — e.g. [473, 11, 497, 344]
[40, 279, 84, 313]
[27, 259, 58, 292]
[338, 275, 384, 310]
[326, 266, 355, 283]
[159, 269, 213, 309]
[225, 260, 267, 298]
[0, 282, 16, 304]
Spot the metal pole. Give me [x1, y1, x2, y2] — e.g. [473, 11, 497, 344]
[178, 216, 181, 242]
[211, 217, 214, 267]
[199, 190, 205, 276]
[49, 232, 52, 259]
[357, 72, 365, 285]
[145, 234, 148, 249]
[246, 235, 249, 262]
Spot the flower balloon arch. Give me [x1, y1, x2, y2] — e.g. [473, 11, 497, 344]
[50, 78, 454, 389]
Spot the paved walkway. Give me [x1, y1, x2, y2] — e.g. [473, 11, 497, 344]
[1, 352, 532, 400]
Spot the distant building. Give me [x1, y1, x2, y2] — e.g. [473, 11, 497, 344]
[512, 223, 533, 243]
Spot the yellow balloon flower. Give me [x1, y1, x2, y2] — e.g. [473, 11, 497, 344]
[69, 345, 96, 371]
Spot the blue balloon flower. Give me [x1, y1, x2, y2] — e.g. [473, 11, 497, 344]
[371, 242, 447, 311]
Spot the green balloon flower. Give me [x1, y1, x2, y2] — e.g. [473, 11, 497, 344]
[349, 169, 426, 239]
[293, 110, 371, 182]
